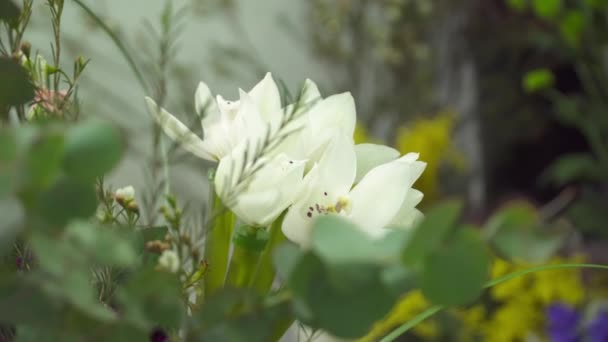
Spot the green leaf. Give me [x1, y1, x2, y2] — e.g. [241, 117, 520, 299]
[30, 233, 117, 322]
[312, 215, 378, 264]
[22, 129, 65, 190]
[65, 221, 138, 267]
[0, 0, 20, 22]
[273, 242, 303, 282]
[541, 153, 599, 185]
[566, 190, 608, 237]
[420, 228, 490, 306]
[0, 57, 35, 107]
[0, 129, 18, 196]
[506, 0, 527, 11]
[555, 96, 583, 126]
[117, 267, 184, 330]
[402, 200, 463, 266]
[63, 120, 124, 181]
[195, 288, 292, 342]
[312, 215, 409, 266]
[560, 10, 585, 47]
[36, 177, 97, 228]
[523, 69, 555, 93]
[0, 273, 62, 328]
[294, 255, 395, 338]
[532, 0, 562, 19]
[485, 201, 566, 262]
[0, 197, 24, 256]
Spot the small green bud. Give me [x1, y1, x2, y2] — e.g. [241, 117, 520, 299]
[232, 225, 270, 253]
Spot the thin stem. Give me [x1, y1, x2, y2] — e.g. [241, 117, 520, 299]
[71, 0, 149, 94]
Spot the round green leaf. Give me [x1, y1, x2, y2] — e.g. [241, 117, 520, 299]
[36, 177, 97, 228]
[0, 130, 18, 196]
[63, 120, 123, 181]
[485, 201, 565, 263]
[420, 228, 490, 306]
[0, 197, 24, 256]
[0, 57, 35, 107]
[402, 200, 463, 266]
[23, 129, 65, 190]
[0, 0, 20, 22]
[65, 221, 138, 267]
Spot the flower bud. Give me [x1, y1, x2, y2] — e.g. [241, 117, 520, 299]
[114, 186, 137, 211]
[158, 250, 180, 273]
[20, 42, 31, 59]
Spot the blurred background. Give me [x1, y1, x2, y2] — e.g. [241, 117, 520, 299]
[19, 0, 608, 340]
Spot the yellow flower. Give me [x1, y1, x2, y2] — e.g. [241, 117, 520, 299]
[530, 256, 585, 306]
[483, 294, 542, 342]
[453, 305, 486, 342]
[395, 112, 464, 204]
[490, 258, 529, 301]
[360, 291, 439, 342]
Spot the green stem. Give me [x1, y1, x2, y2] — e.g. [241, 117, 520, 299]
[379, 306, 442, 342]
[380, 263, 608, 342]
[203, 188, 235, 297]
[250, 213, 286, 294]
[225, 246, 263, 288]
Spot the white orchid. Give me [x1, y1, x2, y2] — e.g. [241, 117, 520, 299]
[282, 134, 426, 246]
[214, 142, 307, 227]
[144, 73, 282, 162]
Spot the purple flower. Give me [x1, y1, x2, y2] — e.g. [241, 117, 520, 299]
[547, 303, 581, 342]
[15, 257, 23, 269]
[588, 310, 608, 342]
[149, 328, 168, 342]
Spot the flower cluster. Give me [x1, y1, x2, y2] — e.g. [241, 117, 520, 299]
[145, 73, 426, 245]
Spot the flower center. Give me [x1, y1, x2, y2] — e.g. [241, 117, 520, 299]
[305, 195, 350, 218]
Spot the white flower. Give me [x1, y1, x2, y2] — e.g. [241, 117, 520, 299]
[282, 134, 426, 246]
[275, 79, 357, 164]
[114, 185, 135, 203]
[214, 146, 307, 227]
[158, 250, 180, 273]
[144, 73, 282, 162]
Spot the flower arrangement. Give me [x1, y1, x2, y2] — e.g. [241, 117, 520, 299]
[2, 1, 608, 342]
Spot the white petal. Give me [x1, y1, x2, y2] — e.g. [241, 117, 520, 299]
[144, 97, 216, 161]
[233, 189, 281, 226]
[194, 82, 219, 118]
[396, 153, 427, 187]
[300, 78, 322, 105]
[248, 72, 283, 125]
[217, 152, 306, 227]
[354, 144, 400, 184]
[348, 158, 413, 237]
[388, 188, 424, 227]
[282, 202, 313, 247]
[317, 134, 356, 196]
[308, 92, 357, 140]
[237, 89, 269, 141]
